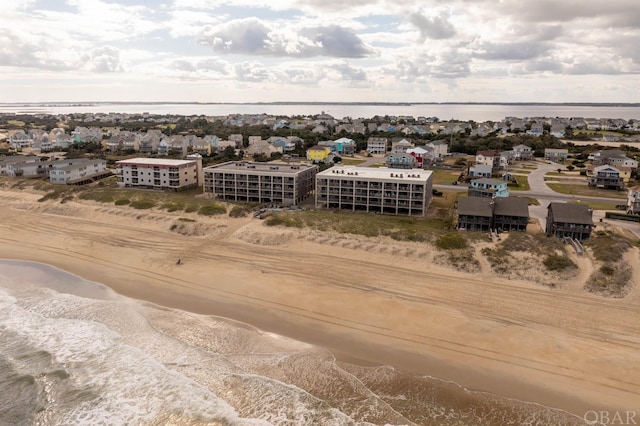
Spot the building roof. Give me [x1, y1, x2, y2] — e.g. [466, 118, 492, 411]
[406, 146, 431, 154]
[317, 165, 431, 182]
[116, 158, 195, 166]
[593, 164, 621, 173]
[547, 202, 593, 225]
[493, 197, 529, 217]
[386, 153, 415, 160]
[204, 161, 316, 174]
[470, 164, 492, 171]
[513, 144, 531, 150]
[472, 177, 505, 186]
[457, 197, 493, 217]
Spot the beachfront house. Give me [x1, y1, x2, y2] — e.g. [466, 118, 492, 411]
[456, 197, 493, 231]
[315, 166, 433, 217]
[545, 203, 594, 241]
[203, 161, 318, 206]
[457, 197, 529, 232]
[0, 155, 42, 176]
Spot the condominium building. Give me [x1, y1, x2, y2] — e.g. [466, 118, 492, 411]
[6, 158, 108, 184]
[315, 165, 433, 216]
[50, 158, 111, 185]
[116, 158, 199, 190]
[203, 161, 318, 206]
[0, 155, 42, 176]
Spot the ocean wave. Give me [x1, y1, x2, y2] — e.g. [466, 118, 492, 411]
[0, 261, 586, 425]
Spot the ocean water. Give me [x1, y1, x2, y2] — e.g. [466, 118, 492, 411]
[0, 260, 587, 426]
[1, 102, 639, 122]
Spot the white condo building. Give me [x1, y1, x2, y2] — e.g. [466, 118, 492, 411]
[116, 158, 200, 190]
[315, 165, 433, 216]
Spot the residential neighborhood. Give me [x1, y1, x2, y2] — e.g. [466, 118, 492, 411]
[1, 111, 640, 241]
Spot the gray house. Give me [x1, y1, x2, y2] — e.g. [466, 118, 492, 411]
[545, 203, 594, 241]
[457, 197, 529, 232]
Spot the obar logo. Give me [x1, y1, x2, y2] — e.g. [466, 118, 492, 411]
[584, 411, 637, 425]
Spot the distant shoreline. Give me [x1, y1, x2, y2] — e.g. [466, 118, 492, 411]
[2, 101, 640, 107]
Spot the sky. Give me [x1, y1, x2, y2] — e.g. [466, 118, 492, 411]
[1, 0, 639, 103]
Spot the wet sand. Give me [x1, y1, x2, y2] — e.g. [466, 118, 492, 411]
[0, 188, 639, 418]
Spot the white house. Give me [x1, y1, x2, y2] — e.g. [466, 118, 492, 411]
[425, 140, 448, 159]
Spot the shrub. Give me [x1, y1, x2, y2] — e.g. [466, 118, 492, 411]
[585, 261, 632, 297]
[114, 198, 130, 205]
[543, 254, 576, 271]
[264, 214, 303, 228]
[229, 205, 251, 218]
[160, 202, 183, 212]
[38, 192, 60, 202]
[79, 191, 115, 203]
[586, 236, 632, 263]
[130, 200, 155, 209]
[435, 233, 467, 250]
[198, 204, 226, 216]
[600, 265, 615, 276]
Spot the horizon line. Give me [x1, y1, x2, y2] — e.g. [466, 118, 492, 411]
[1, 101, 640, 107]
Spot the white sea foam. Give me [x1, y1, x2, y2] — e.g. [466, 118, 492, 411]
[0, 260, 586, 426]
[0, 281, 254, 425]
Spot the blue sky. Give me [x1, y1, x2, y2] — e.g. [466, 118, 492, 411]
[1, 0, 639, 103]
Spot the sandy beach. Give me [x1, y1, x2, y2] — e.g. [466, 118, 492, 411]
[1, 186, 639, 419]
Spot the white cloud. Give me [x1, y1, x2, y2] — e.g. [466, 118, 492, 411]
[408, 9, 457, 41]
[83, 46, 125, 73]
[197, 18, 375, 58]
[0, 0, 638, 103]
